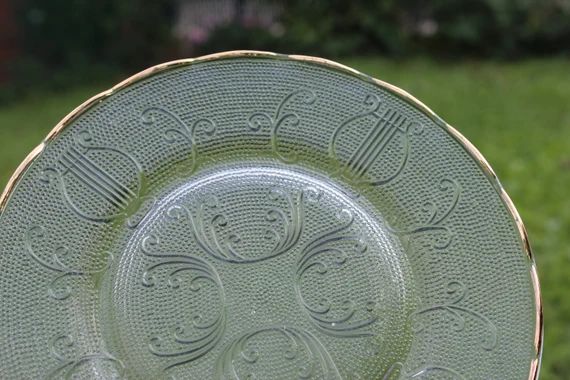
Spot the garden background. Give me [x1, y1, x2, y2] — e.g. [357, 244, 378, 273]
[0, 1, 569, 378]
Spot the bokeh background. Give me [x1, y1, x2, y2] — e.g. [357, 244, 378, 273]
[0, 1, 569, 378]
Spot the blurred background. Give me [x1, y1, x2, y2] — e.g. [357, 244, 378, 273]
[0, 0, 568, 378]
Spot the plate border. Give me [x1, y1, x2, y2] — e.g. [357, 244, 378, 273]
[0, 50, 543, 379]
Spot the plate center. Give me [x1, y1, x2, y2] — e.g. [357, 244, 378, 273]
[104, 164, 416, 379]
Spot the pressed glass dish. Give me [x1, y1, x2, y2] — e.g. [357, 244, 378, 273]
[0, 51, 542, 379]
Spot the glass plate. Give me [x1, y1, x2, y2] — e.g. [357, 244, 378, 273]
[0, 51, 542, 379]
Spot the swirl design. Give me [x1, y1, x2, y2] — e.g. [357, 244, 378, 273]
[24, 83, 499, 379]
[295, 210, 377, 337]
[140, 235, 226, 370]
[329, 94, 422, 186]
[215, 326, 341, 380]
[142, 107, 216, 176]
[163, 188, 316, 264]
[389, 178, 461, 250]
[411, 281, 498, 351]
[24, 225, 113, 300]
[47, 334, 124, 379]
[248, 89, 316, 163]
[382, 361, 465, 379]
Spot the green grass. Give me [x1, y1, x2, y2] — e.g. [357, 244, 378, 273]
[342, 58, 570, 380]
[1, 58, 569, 379]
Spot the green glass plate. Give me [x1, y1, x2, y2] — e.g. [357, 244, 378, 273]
[0, 51, 542, 379]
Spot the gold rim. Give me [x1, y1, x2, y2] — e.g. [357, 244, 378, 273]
[0, 50, 542, 378]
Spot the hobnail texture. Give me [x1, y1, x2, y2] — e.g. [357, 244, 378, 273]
[0, 54, 539, 379]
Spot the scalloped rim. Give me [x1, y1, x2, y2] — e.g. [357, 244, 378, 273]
[0, 50, 542, 379]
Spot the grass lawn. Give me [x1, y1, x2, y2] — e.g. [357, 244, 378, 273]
[0, 58, 569, 379]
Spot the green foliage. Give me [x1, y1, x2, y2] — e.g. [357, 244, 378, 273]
[5, 0, 570, 102]
[3, 0, 176, 103]
[17, 0, 176, 68]
[0, 58, 568, 379]
[195, 24, 288, 56]
[281, 0, 405, 56]
[234, 0, 570, 58]
[426, 0, 570, 57]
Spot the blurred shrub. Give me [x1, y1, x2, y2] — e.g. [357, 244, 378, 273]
[17, 0, 176, 69]
[280, 0, 406, 57]
[195, 23, 287, 55]
[424, 0, 570, 57]
[200, 0, 570, 58]
[4, 0, 570, 103]
[0, 0, 176, 103]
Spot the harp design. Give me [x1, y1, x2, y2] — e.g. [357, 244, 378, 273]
[329, 94, 422, 186]
[40, 130, 153, 227]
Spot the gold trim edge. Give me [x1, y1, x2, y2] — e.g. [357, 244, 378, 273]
[0, 50, 543, 379]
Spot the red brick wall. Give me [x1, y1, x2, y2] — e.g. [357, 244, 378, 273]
[0, 0, 19, 83]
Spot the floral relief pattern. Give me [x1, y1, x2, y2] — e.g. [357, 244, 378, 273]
[410, 281, 498, 351]
[215, 326, 341, 380]
[388, 178, 461, 250]
[382, 361, 465, 380]
[141, 106, 216, 176]
[160, 187, 319, 264]
[47, 334, 124, 379]
[140, 234, 227, 371]
[29, 88, 494, 379]
[24, 224, 113, 300]
[248, 88, 316, 163]
[294, 209, 378, 337]
[136, 186, 368, 375]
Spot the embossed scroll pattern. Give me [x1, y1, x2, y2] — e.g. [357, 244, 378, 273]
[411, 281, 498, 351]
[389, 178, 461, 250]
[47, 334, 124, 379]
[24, 224, 113, 300]
[215, 326, 341, 380]
[382, 361, 466, 380]
[158, 187, 319, 264]
[140, 234, 227, 371]
[248, 89, 316, 163]
[141, 106, 216, 176]
[31, 89, 494, 379]
[294, 209, 378, 338]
